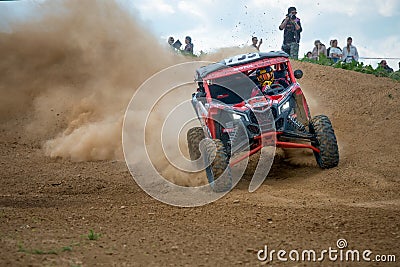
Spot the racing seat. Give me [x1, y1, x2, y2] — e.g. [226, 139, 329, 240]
[274, 70, 290, 88]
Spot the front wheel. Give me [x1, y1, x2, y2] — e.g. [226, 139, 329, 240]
[201, 139, 232, 192]
[309, 115, 339, 169]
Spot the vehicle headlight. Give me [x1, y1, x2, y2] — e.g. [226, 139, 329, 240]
[280, 101, 291, 114]
[232, 112, 249, 121]
[232, 113, 242, 120]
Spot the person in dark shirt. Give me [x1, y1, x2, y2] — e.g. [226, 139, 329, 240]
[379, 60, 394, 73]
[279, 6, 302, 59]
[184, 36, 194, 55]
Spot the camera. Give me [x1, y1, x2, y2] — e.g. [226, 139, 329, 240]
[287, 14, 296, 20]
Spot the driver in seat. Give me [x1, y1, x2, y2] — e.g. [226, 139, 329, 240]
[256, 67, 275, 94]
[257, 67, 274, 87]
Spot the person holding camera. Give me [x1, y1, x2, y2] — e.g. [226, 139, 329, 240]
[279, 6, 302, 59]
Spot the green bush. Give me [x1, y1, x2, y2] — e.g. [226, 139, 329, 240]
[300, 54, 400, 82]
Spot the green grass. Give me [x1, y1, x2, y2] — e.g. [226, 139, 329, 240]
[18, 243, 77, 255]
[32, 249, 58, 255]
[16, 229, 100, 258]
[62, 246, 73, 252]
[87, 229, 101, 240]
[300, 54, 400, 82]
[18, 243, 58, 255]
[17, 243, 28, 253]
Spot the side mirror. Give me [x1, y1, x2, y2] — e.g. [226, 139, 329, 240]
[294, 69, 303, 79]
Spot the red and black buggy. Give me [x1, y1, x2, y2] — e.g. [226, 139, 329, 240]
[187, 51, 339, 191]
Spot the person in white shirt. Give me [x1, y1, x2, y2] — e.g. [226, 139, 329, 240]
[251, 36, 263, 51]
[329, 39, 342, 63]
[342, 37, 359, 63]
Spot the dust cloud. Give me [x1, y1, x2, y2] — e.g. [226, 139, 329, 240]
[0, 0, 254, 165]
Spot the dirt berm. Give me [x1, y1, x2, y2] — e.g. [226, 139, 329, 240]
[1, 60, 399, 266]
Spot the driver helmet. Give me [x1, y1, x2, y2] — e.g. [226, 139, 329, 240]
[256, 66, 274, 86]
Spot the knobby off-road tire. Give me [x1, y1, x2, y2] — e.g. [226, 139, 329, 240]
[187, 127, 205, 161]
[309, 115, 339, 169]
[187, 127, 232, 192]
[202, 139, 232, 192]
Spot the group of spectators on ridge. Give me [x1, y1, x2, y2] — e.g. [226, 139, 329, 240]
[167, 6, 398, 73]
[306, 37, 359, 63]
[253, 5, 398, 73]
[305, 38, 397, 73]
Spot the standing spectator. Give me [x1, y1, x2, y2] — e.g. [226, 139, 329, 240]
[251, 36, 263, 51]
[329, 39, 343, 63]
[168, 36, 182, 50]
[168, 36, 174, 46]
[184, 36, 194, 55]
[379, 60, 394, 73]
[342, 37, 359, 63]
[311, 40, 327, 60]
[279, 6, 302, 59]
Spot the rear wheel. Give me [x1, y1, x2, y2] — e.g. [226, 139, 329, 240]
[309, 115, 339, 168]
[201, 139, 232, 192]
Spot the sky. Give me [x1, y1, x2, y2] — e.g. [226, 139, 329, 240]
[1, 0, 400, 69]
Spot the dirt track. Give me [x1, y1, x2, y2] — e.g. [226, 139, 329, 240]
[1, 60, 400, 266]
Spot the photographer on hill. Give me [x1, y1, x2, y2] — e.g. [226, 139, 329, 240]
[279, 6, 302, 59]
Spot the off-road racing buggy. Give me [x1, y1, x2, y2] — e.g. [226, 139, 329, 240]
[187, 51, 339, 191]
